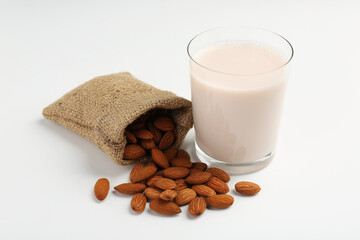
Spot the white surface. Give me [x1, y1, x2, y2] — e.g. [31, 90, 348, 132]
[1, 1, 360, 239]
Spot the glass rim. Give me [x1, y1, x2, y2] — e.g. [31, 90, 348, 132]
[187, 25, 294, 76]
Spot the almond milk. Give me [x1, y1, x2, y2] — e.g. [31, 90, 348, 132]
[190, 41, 290, 164]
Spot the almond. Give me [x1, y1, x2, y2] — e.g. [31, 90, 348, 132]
[144, 187, 162, 200]
[146, 175, 163, 187]
[174, 179, 189, 192]
[164, 148, 178, 161]
[131, 193, 147, 213]
[206, 194, 234, 208]
[146, 161, 157, 168]
[133, 129, 153, 140]
[189, 197, 207, 216]
[207, 177, 229, 194]
[154, 116, 175, 131]
[160, 190, 177, 201]
[132, 165, 157, 183]
[171, 158, 192, 168]
[130, 163, 143, 183]
[189, 168, 202, 175]
[177, 149, 190, 160]
[123, 144, 146, 159]
[153, 178, 176, 190]
[94, 178, 110, 201]
[149, 199, 181, 215]
[163, 167, 190, 179]
[124, 130, 137, 144]
[159, 131, 175, 150]
[147, 122, 162, 144]
[235, 181, 261, 195]
[151, 148, 169, 168]
[185, 172, 212, 185]
[191, 185, 216, 197]
[114, 183, 146, 195]
[191, 162, 208, 171]
[174, 188, 197, 206]
[207, 167, 231, 182]
[140, 139, 155, 150]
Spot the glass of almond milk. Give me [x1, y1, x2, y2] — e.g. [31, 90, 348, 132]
[188, 26, 293, 174]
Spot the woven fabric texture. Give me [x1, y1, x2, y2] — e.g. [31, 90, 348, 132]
[43, 72, 193, 165]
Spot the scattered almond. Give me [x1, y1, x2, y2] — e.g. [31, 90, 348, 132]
[147, 122, 162, 144]
[155, 170, 164, 176]
[185, 172, 212, 185]
[151, 148, 169, 168]
[154, 116, 175, 131]
[207, 177, 229, 194]
[130, 163, 143, 183]
[191, 185, 216, 197]
[153, 178, 176, 190]
[140, 139, 156, 150]
[150, 199, 181, 215]
[131, 165, 157, 183]
[164, 148, 178, 161]
[123, 144, 146, 160]
[131, 193, 147, 213]
[144, 187, 162, 200]
[174, 179, 189, 192]
[207, 167, 231, 182]
[94, 178, 110, 201]
[174, 188, 197, 206]
[114, 183, 146, 195]
[191, 162, 208, 171]
[133, 129, 153, 140]
[189, 168, 202, 175]
[177, 149, 190, 160]
[206, 194, 234, 209]
[146, 176, 163, 187]
[171, 158, 192, 168]
[159, 131, 175, 150]
[163, 167, 190, 179]
[235, 181, 261, 195]
[189, 197, 207, 216]
[160, 190, 177, 201]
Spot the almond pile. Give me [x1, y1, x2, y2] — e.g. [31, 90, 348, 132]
[123, 109, 177, 160]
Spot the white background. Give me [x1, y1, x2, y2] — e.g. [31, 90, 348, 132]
[1, 0, 360, 239]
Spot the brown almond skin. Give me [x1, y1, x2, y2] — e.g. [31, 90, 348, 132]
[191, 162, 208, 171]
[133, 129, 153, 140]
[174, 188, 197, 206]
[164, 148, 178, 161]
[130, 163, 143, 183]
[207, 167, 231, 183]
[163, 167, 190, 179]
[132, 165, 157, 183]
[124, 130, 137, 144]
[147, 122, 162, 144]
[151, 149, 170, 169]
[114, 183, 146, 195]
[149, 199, 181, 215]
[155, 170, 164, 176]
[154, 116, 175, 131]
[146, 176, 163, 187]
[235, 181, 261, 195]
[131, 193, 147, 213]
[206, 194, 234, 209]
[176, 149, 190, 160]
[189, 168, 202, 175]
[144, 187, 162, 200]
[123, 144, 146, 160]
[140, 139, 156, 150]
[160, 190, 178, 201]
[207, 177, 229, 194]
[191, 185, 216, 197]
[185, 172, 212, 185]
[171, 158, 192, 168]
[153, 178, 176, 190]
[159, 131, 175, 150]
[174, 179, 189, 192]
[94, 178, 110, 201]
[189, 197, 207, 216]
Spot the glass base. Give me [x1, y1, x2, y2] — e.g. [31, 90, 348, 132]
[195, 140, 274, 174]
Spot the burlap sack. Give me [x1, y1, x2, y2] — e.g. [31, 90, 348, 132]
[43, 72, 193, 165]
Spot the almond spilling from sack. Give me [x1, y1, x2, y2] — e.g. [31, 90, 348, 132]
[94, 131, 262, 216]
